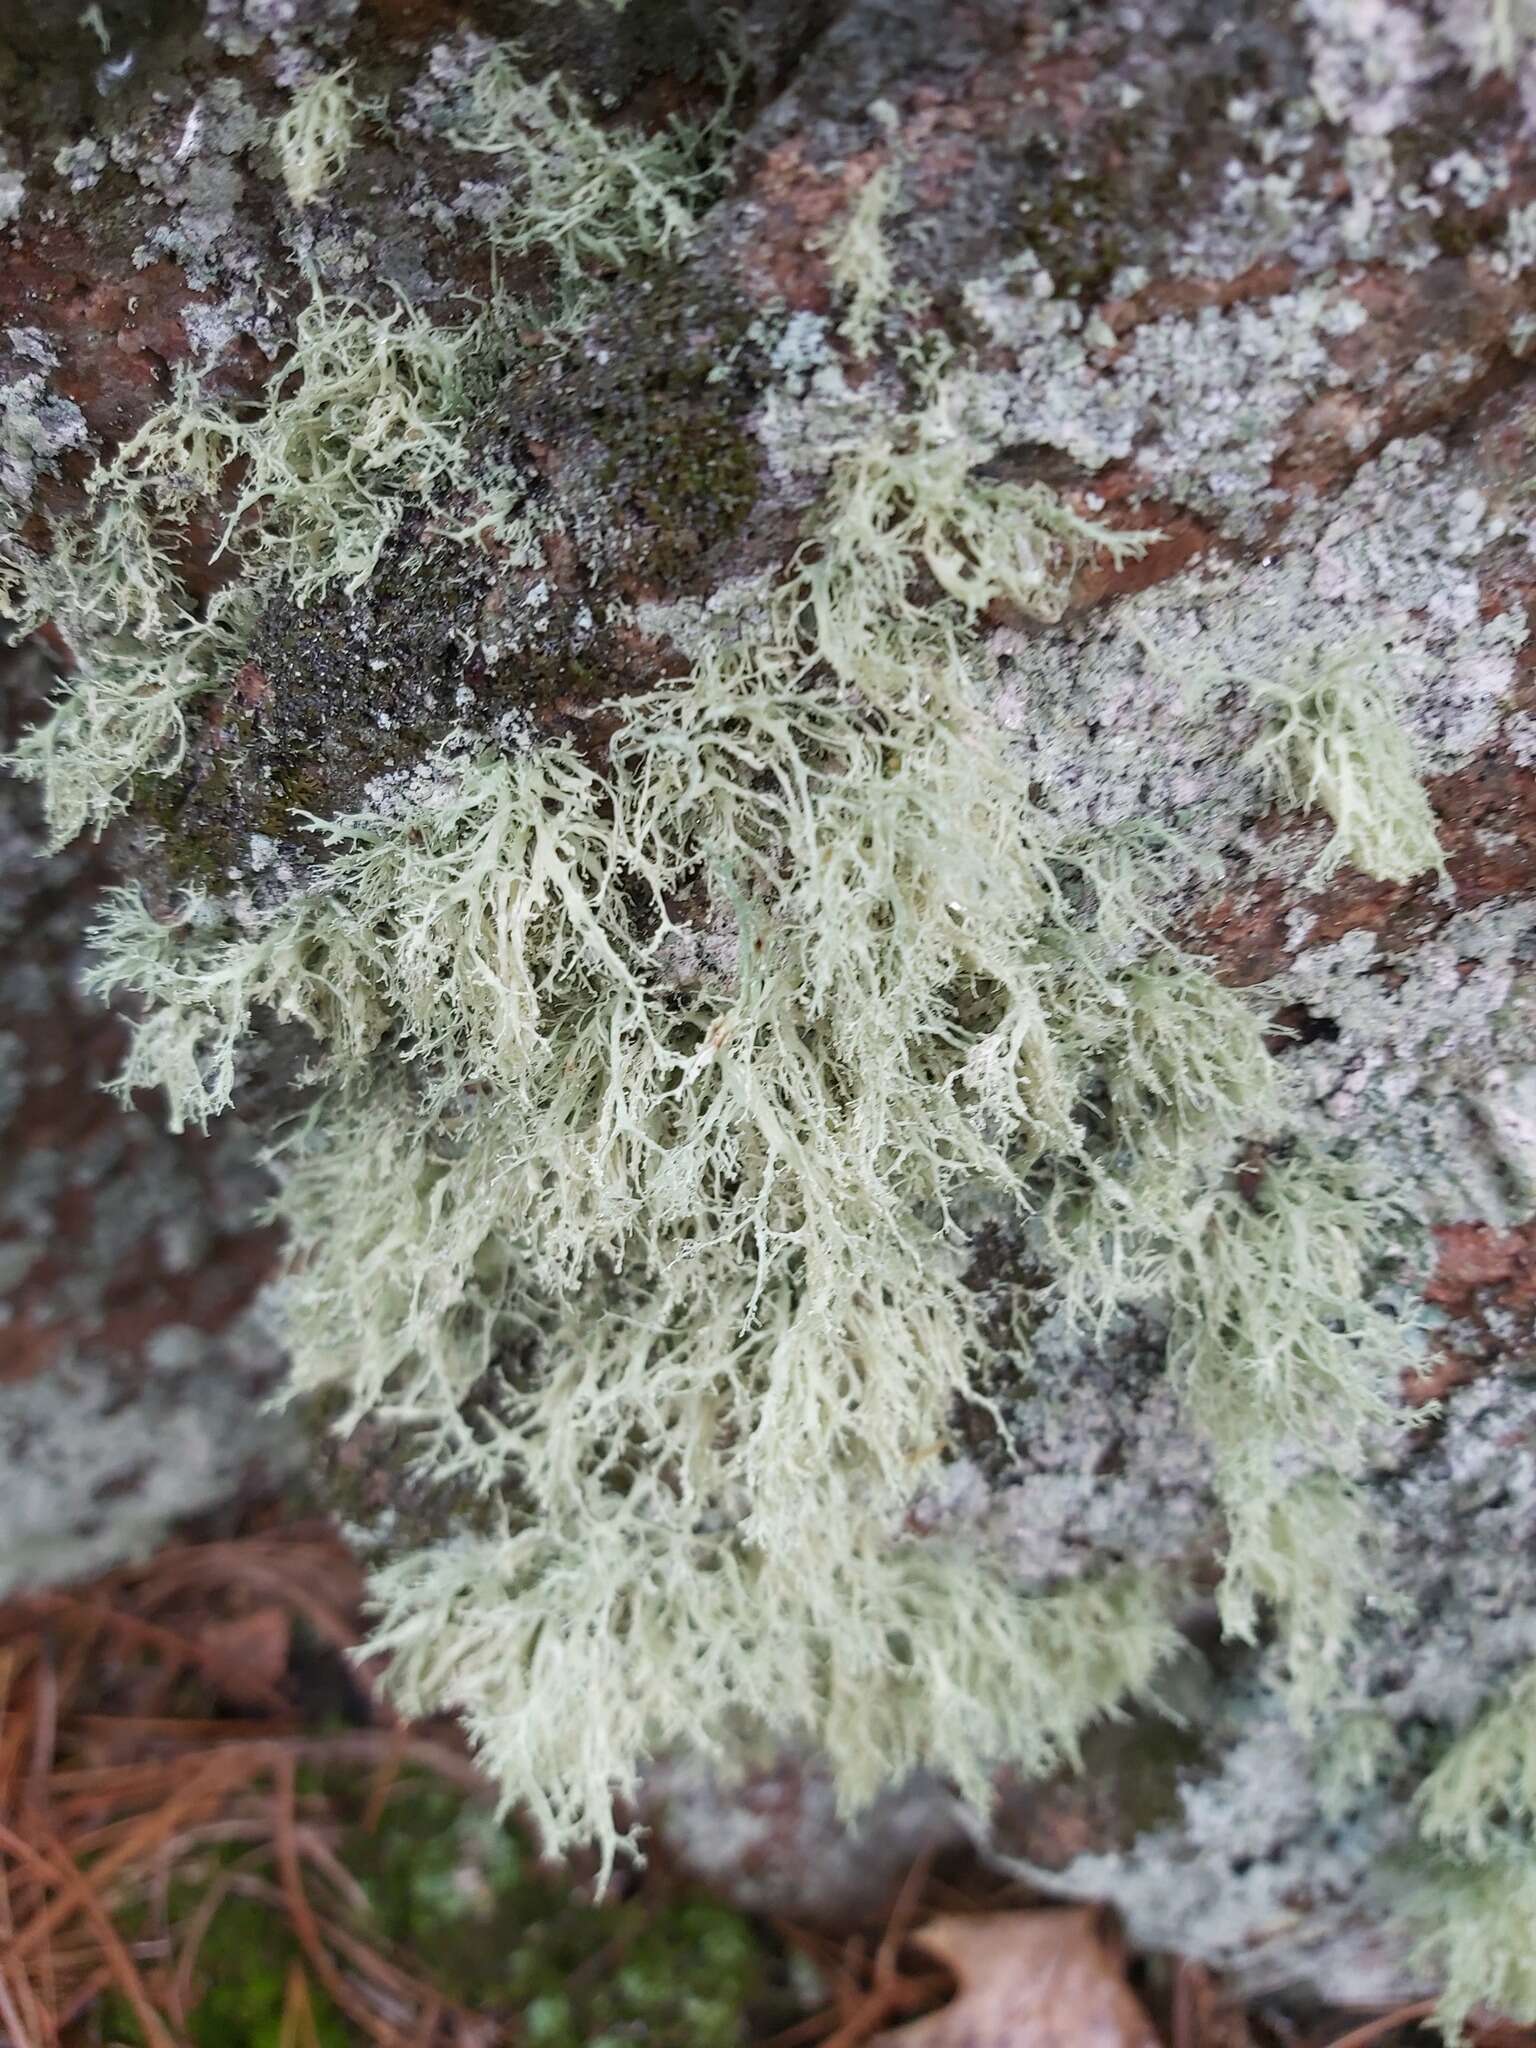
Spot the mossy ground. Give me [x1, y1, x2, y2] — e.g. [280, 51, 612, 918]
[89, 1774, 786, 2048]
[2, 1521, 802, 2048]
[348, 1779, 778, 2047]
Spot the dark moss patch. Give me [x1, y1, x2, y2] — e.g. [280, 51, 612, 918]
[499, 264, 774, 600]
[348, 1776, 786, 2045]
[0, 0, 207, 146]
[1013, 146, 1129, 304]
[306, 1396, 506, 1559]
[1427, 202, 1509, 261]
[433, 0, 833, 129]
[134, 522, 494, 891]
[992, 1651, 1222, 1873]
[594, 367, 762, 591]
[92, 1777, 792, 2048]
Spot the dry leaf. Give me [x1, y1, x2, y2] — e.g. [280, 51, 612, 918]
[872, 1908, 1160, 2048]
[199, 1606, 291, 1704]
[1172, 1960, 1257, 2048]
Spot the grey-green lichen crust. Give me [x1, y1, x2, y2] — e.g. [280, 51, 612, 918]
[6, 0, 1536, 2024]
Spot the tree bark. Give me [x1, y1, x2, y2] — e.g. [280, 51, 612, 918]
[5, 0, 1536, 2006]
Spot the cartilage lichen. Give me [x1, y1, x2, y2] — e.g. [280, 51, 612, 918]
[10, 65, 1441, 1898]
[449, 44, 734, 275]
[1401, 1653, 1536, 2035]
[821, 164, 898, 360]
[117, 289, 504, 601]
[1407, 1848, 1536, 2042]
[6, 286, 504, 841]
[1244, 635, 1445, 887]
[369, 1523, 1176, 1872]
[274, 67, 364, 206]
[1417, 1661, 1536, 1860]
[1460, 0, 1536, 76]
[79, 370, 1418, 1870]
[3, 476, 263, 845]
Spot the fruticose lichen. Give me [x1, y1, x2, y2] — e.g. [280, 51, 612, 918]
[273, 65, 364, 206]
[820, 162, 899, 361]
[1407, 1849, 1536, 2042]
[1456, 0, 1536, 76]
[1243, 636, 1446, 887]
[7, 25, 1450, 1931]
[72, 343, 1426, 1876]
[447, 42, 735, 275]
[4, 285, 504, 844]
[1397, 1660, 1536, 2037]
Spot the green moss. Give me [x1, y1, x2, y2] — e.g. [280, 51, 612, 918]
[0, 0, 204, 148]
[595, 365, 761, 587]
[349, 1776, 778, 2046]
[192, 1900, 350, 2048]
[94, 1894, 349, 2048]
[512, 262, 767, 593]
[92, 1775, 781, 2048]
[1013, 149, 1128, 303]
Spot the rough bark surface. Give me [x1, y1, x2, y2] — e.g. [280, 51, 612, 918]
[0, 643, 291, 1592]
[5, 0, 1536, 2008]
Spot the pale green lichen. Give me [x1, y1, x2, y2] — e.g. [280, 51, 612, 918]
[3, 472, 262, 845]
[1406, 1848, 1536, 2040]
[798, 365, 1151, 681]
[370, 1522, 1175, 1872]
[17, 585, 260, 849]
[1045, 998, 1416, 1712]
[81, 386, 1421, 1871]
[1316, 1708, 1403, 1820]
[1418, 1661, 1536, 1857]
[1215, 1476, 1379, 1720]
[9, 73, 1446, 1907]
[820, 164, 898, 360]
[1460, 0, 1536, 77]
[273, 67, 365, 206]
[1244, 636, 1446, 886]
[1401, 1648, 1536, 2034]
[6, 286, 506, 840]
[116, 288, 505, 601]
[449, 44, 733, 276]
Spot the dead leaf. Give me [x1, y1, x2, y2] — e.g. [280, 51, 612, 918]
[198, 1607, 291, 1705]
[871, 1908, 1160, 2048]
[1172, 1959, 1257, 2048]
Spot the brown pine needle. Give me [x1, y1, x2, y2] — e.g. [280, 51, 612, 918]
[1325, 2003, 1440, 2048]
[8, 1752, 249, 1966]
[6, 1818, 182, 2048]
[271, 1752, 419, 2048]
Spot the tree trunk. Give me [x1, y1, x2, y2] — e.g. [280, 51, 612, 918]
[4, 0, 1536, 2012]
